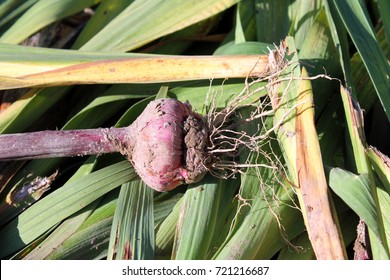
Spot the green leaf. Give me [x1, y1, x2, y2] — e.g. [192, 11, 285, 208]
[0, 156, 97, 227]
[81, 0, 240, 52]
[62, 92, 145, 129]
[154, 193, 183, 227]
[324, 0, 355, 92]
[46, 190, 119, 260]
[277, 232, 315, 260]
[297, 7, 341, 114]
[49, 216, 112, 260]
[331, 0, 390, 121]
[22, 200, 100, 259]
[18, 156, 99, 259]
[213, 166, 303, 259]
[0, 0, 101, 44]
[340, 84, 389, 259]
[216, 41, 274, 55]
[234, 3, 246, 44]
[214, 0, 257, 54]
[0, 160, 135, 258]
[169, 72, 268, 117]
[0, 0, 38, 30]
[289, 0, 323, 47]
[316, 98, 346, 167]
[351, 24, 389, 112]
[155, 197, 183, 258]
[329, 168, 390, 259]
[378, 188, 390, 252]
[254, 0, 293, 44]
[72, 0, 135, 49]
[211, 103, 304, 260]
[107, 179, 154, 260]
[115, 95, 155, 127]
[129, 12, 222, 55]
[0, 87, 68, 134]
[173, 177, 232, 260]
[155, 85, 169, 100]
[377, 0, 390, 46]
[366, 147, 390, 194]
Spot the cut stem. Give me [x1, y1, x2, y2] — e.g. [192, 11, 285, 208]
[0, 127, 130, 160]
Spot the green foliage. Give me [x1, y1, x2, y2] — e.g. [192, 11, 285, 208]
[331, 0, 390, 121]
[0, 0, 389, 260]
[107, 179, 154, 260]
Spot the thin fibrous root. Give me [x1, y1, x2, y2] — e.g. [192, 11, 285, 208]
[204, 41, 335, 181]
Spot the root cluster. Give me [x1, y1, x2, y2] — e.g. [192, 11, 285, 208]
[204, 43, 290, 181]
[201, 43, 304, 248]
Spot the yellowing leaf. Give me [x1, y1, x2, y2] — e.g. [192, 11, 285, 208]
[0, 55, 270, 90]
[295, 67, 346, 260]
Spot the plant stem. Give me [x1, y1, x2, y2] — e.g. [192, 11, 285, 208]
[0, 127, 130, 160]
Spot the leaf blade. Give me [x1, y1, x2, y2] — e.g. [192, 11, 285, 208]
[81, 0, 240, 52]
[0, 161, 135, 258]
[0, 0, 100, 44]
[107, 179, 154, 260]
[332, 0, 390, 121]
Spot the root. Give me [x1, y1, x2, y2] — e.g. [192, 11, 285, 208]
[204, 48, 293, 180]
[203, 41, 332, 249]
